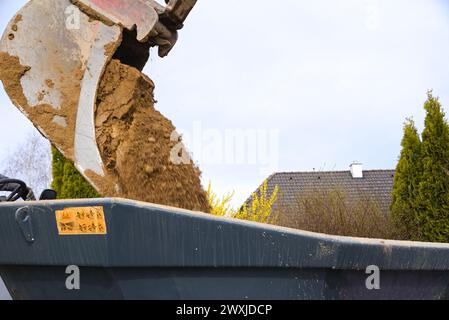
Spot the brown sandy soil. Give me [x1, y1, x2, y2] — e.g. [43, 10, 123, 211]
[0, 51, 209, 212]
[93, 59, 210, 212]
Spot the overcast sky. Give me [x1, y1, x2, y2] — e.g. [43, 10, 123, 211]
[1, 0, 449, 208]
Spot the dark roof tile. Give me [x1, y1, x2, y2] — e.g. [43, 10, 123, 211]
[245, 170, 395, 214]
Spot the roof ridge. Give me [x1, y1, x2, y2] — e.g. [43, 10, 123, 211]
[242, 170, 395, 210]
[273, 169, 395, 175]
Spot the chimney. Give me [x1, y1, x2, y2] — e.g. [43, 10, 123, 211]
[350, 162, 363, 179]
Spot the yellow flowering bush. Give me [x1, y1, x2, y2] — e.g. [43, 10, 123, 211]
[206, 182, 235, 217]
[207, 180, 279, 225]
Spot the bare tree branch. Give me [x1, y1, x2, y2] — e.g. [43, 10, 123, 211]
[0, 130, 52, 197]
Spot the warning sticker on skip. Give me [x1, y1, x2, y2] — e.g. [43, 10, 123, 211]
[55, 206, 107, 235]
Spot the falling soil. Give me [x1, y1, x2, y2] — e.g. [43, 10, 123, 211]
[0, 51, 209, 212]
[93, 59, 210, 212]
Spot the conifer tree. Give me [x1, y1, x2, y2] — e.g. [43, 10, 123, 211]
[391, 118, 422, 239]
[51, 147, 100, 199]
[415, 92, 449, 242]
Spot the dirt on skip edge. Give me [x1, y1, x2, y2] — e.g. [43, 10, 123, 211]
[0, 52, 210, 213]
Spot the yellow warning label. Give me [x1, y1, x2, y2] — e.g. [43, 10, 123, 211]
[55, 206, 107, 235]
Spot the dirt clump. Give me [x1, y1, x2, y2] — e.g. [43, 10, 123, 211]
[94, 59, 210, 212]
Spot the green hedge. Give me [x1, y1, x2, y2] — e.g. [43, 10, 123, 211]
[51, 147, 100, 199]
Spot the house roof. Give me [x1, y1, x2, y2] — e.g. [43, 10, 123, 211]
[246, 169, 395, 214]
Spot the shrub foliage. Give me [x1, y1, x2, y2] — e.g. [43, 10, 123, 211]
[51, 147, 100, 199]
[207, 180, 279, 225]
[279, 188, 399, 239]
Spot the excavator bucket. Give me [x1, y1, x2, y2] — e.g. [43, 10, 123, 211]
[0, 0, 197, 192]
